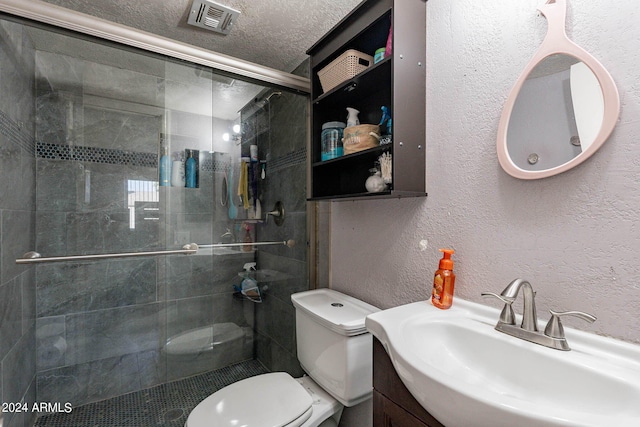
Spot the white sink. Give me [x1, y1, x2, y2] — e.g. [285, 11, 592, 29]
[365, 298, 640, 427]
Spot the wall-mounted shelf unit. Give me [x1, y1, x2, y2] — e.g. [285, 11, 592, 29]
[307, 0, 427, 201]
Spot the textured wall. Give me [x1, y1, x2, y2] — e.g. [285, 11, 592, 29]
[331, 0, 640, 345]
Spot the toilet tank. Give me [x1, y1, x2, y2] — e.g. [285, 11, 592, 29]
[291, 289, 379, 407]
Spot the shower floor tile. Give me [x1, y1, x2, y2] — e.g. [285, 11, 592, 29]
[35, 360, 269, 427]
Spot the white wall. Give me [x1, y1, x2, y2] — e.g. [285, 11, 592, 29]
[331, 0, 640, 346]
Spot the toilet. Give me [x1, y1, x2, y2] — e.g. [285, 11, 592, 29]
[185, 288, 380, 427]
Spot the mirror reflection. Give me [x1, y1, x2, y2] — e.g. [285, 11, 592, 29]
[506, 54, 604, 171]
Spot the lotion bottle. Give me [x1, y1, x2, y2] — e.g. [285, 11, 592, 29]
[431, 249, 455, 309]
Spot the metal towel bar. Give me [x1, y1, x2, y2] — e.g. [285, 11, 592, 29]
[15, 243, 199, 264]
[198, 240, 295, 249]
[16, 240, 294, 264]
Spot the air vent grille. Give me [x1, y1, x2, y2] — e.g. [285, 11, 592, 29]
[187, 0, 240, 35]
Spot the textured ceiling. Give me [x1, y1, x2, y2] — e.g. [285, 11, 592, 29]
[39, 0, 362, 73]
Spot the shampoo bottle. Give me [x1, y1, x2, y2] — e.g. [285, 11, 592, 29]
[159, 146, 171, 186]
[185, 150, 197, 188]
[431, 249, 455, 309]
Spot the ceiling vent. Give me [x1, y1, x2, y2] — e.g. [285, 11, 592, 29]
[187, 0, 240, 35]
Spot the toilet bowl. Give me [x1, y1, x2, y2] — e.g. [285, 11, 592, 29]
[164, 323, 253, 380]
[185, 373, 342, 427]
[164, 323, 244, 356]
[185, 289, 379, 427]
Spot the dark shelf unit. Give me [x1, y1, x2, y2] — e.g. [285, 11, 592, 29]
[307, 0, 427, 201]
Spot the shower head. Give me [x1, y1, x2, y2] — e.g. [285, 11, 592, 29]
[254, 91, 282, 107]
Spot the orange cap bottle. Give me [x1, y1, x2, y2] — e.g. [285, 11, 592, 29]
[431, 249, 455, 309]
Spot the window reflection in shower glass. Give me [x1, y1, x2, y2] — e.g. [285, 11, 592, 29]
[127, 179, 159, 229]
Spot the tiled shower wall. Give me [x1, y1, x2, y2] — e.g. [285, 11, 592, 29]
[0, 20, 38, 427]
[1, 17, 309, 417]
[32, 42, 255, 407]
[244, 61, 310, 376]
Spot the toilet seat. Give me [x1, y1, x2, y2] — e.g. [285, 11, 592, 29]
[186, 372, 313, 427]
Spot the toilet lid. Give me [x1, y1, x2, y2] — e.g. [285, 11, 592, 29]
[187, 372, 313, 427]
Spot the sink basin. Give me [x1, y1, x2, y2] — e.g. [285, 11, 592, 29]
[365, 298, 640, 427]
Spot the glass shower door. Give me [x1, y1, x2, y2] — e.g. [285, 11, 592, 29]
[31, 26, 263, 407]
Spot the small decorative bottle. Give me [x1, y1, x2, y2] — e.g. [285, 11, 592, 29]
[365, 168, 386, 193]
[242, 223, 253, 252]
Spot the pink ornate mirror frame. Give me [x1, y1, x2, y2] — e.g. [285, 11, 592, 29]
[496, 0, 620, 179]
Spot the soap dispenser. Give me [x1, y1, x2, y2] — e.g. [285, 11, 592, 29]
[431, 249, 456, 309]
[346, 107, 360, 128]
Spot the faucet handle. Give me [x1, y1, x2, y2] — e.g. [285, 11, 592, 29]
[544, 309, 597, 339]
[481, 292, 516, 325]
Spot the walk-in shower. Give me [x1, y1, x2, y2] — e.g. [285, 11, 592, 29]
[0, 2, 309, 426]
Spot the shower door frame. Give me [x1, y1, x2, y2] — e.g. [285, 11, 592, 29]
[0, 0, 310, 94]
[0, 0, 323, 290]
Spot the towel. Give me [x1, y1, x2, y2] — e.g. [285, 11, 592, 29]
[238, 161, 250, 209]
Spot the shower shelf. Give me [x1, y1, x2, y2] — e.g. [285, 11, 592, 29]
[237, 269, 292, 283]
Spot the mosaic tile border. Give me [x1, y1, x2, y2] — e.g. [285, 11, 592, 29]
[36, 141, 232, 172]
[34, 140, 304, 174]
[0, 110, 36, 155]
[37, 142, 158, 168]
[35, 359, 268, 427]
[269, 147, 307, 173]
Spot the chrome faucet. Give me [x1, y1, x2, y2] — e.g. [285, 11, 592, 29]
[482, 279, 596, 351]
[498, 278, 538, 331]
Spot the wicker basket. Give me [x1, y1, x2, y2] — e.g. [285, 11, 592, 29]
[318, 49, 373, 93]
[343, 124, 381, 155]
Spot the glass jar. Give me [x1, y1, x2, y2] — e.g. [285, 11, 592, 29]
[321, 121, 346, 161]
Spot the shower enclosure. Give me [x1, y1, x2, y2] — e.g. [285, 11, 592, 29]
[0, 5, 309, 426]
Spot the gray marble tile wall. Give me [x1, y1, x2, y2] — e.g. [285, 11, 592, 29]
[0, 19, 38, 427]
[1, 18, 307, 415]
[30, 41, 260, 409]
[241, 60, 310, 375]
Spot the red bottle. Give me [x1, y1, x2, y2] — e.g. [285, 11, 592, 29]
[431, 249, 455, 309]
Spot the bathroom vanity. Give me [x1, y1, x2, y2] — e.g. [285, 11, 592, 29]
[307, 0, 427, 200]
[373, 338, 444, 427]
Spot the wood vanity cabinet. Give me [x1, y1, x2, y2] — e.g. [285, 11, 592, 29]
[306, 0, 427, 200]
[373, 338, 445, 427]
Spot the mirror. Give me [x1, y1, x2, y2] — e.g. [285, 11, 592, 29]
[497, 0, 619, 179]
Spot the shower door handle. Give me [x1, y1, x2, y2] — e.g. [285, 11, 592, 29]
[15, 243, 199, 264]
